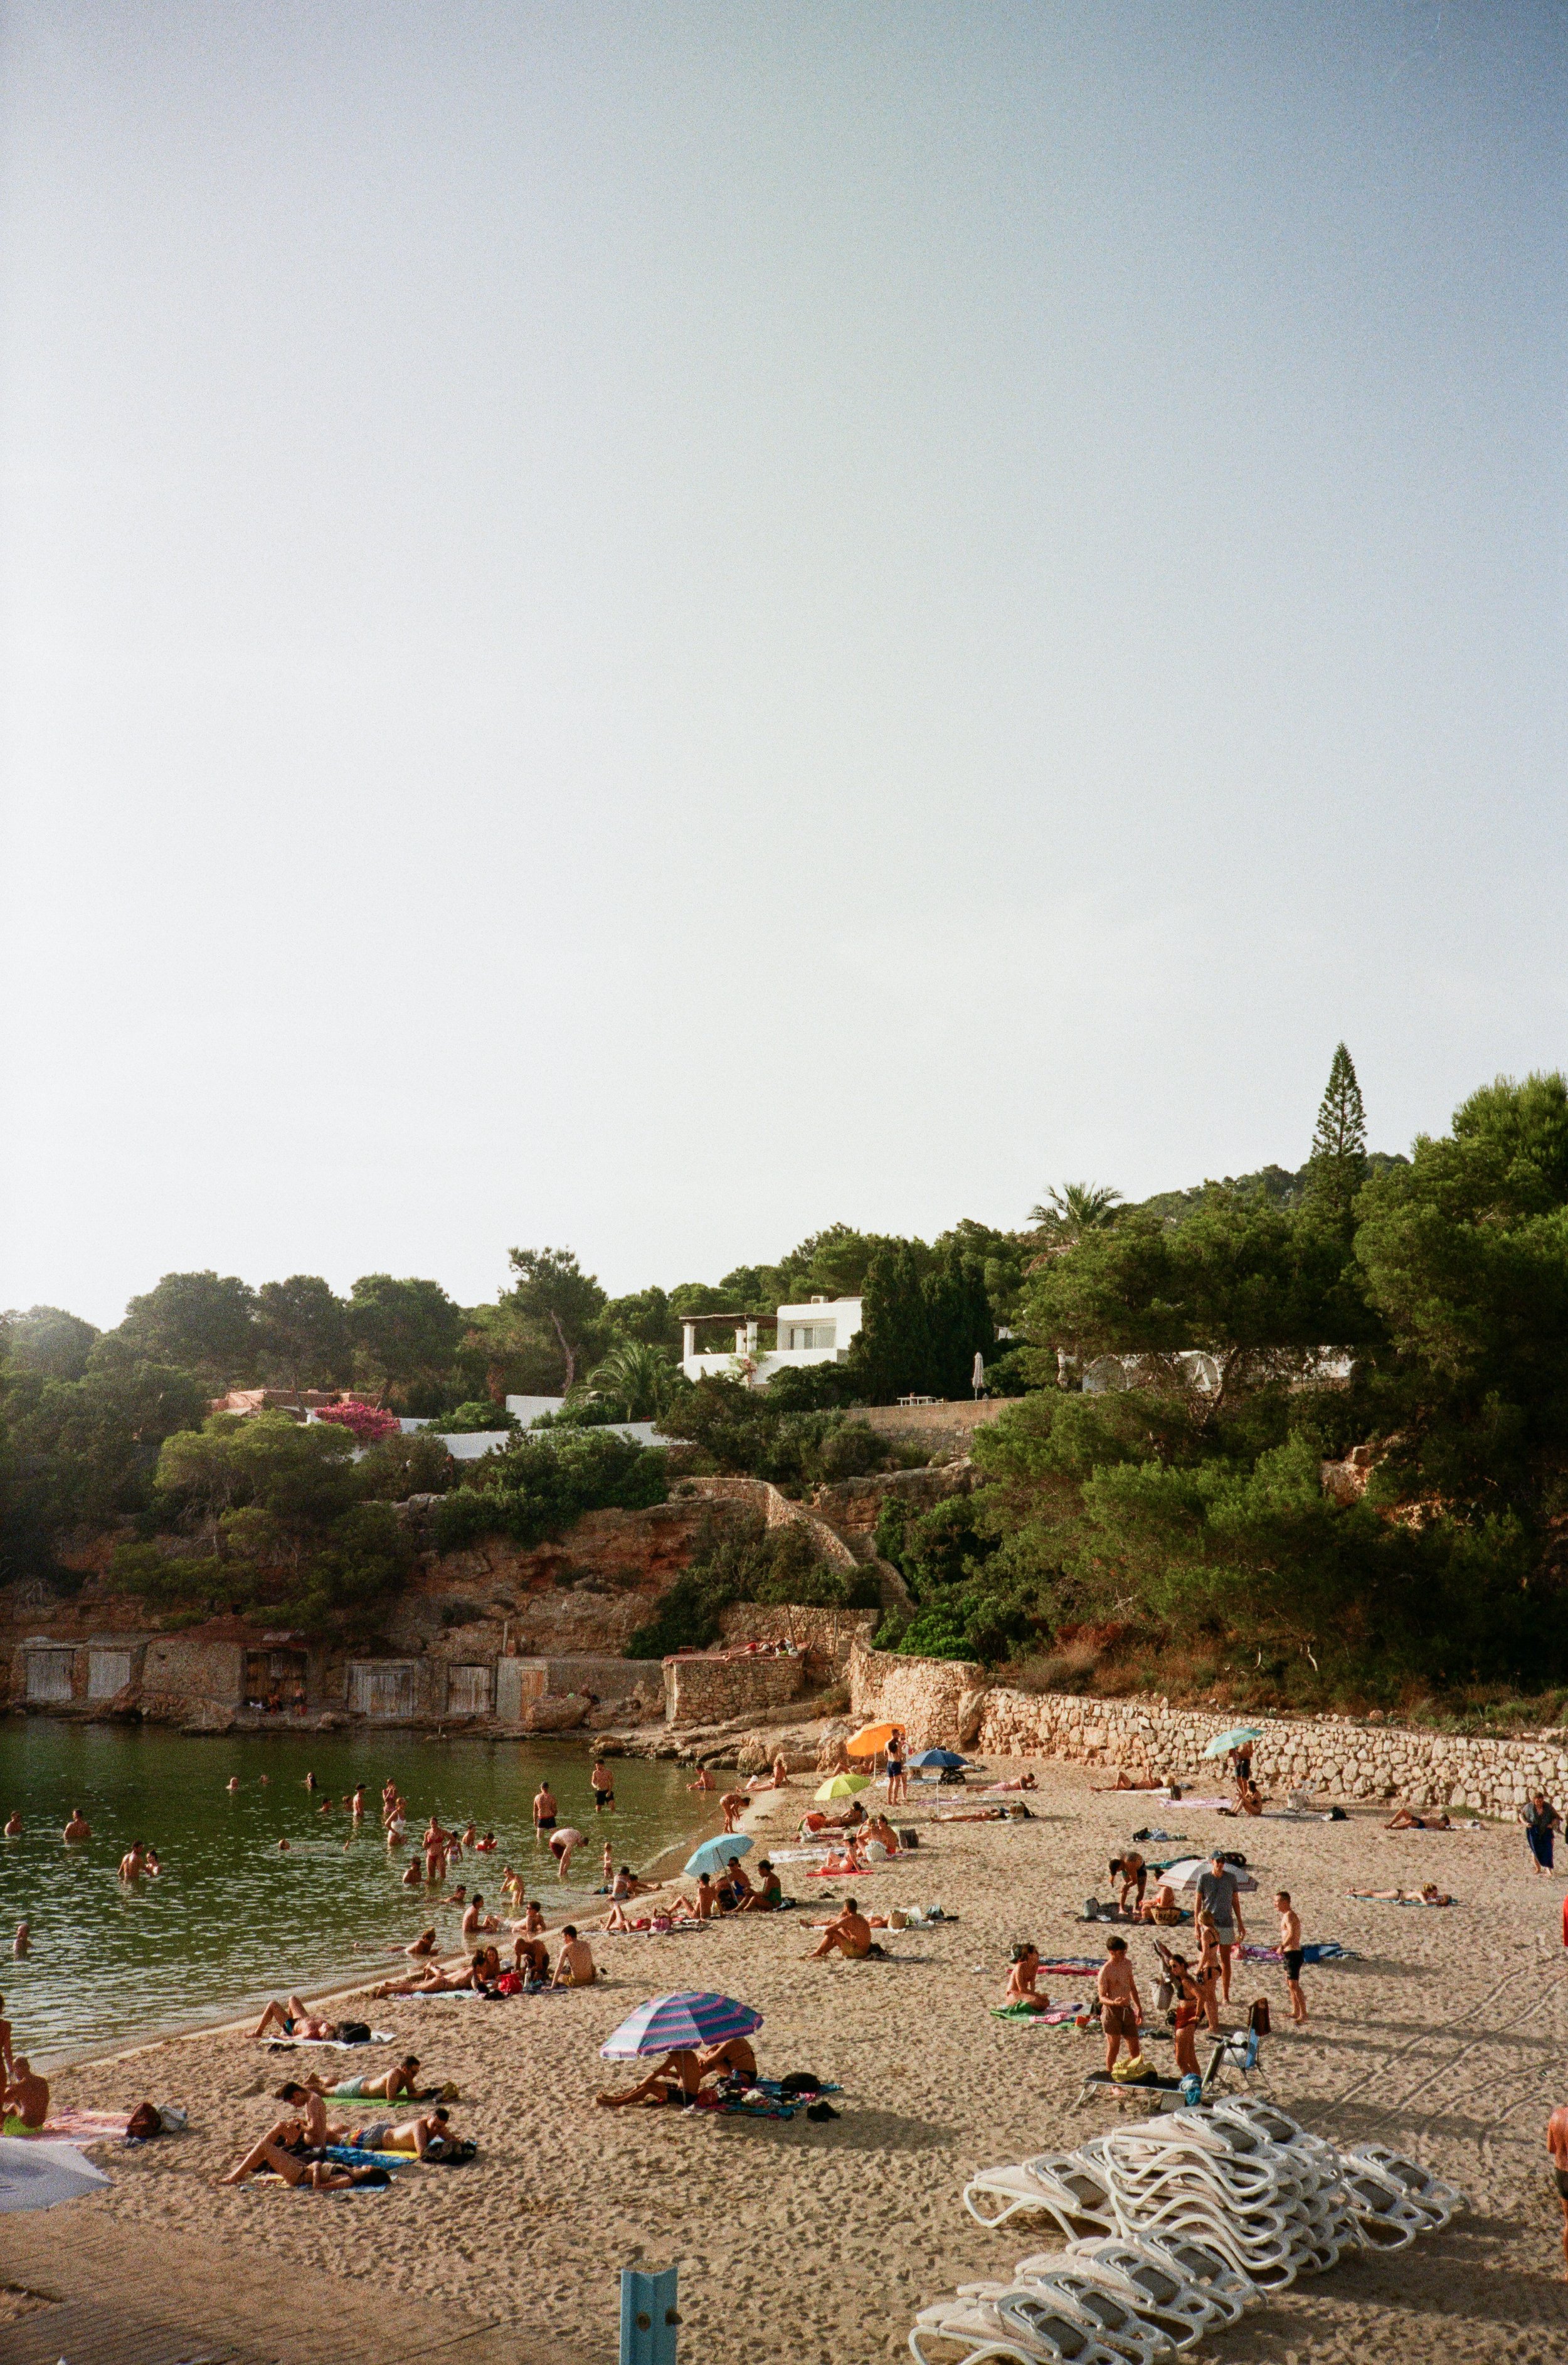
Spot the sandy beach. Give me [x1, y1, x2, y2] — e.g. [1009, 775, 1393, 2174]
[34, 1758, 1568, 2364]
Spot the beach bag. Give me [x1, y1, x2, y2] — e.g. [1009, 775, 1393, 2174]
[1248, 1997, 1271, 2036]
[427, 2134, 479, 2164]
[778, 2071, 822, 2096]
[338, 2021, 372, 2046]
[125, 2102, 162, 2140]
[1328, 1805, 1348, 1820]
[1155, 1979, 1173, 2014]
[805, 2100, 840, 2121]
[899, 1829, 919, 1848]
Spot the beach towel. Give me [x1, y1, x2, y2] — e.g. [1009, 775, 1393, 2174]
[1239, 1940, 1354, 1965]
[262, 2031, 397, 2049]
[992, 2002, 1083, 2025]
[1039, 1958, 1105, 1977]
[1162, 1797, 1232, 1811]
[695, 2076, 842, 2121]
[14, 2108, 132, 2140]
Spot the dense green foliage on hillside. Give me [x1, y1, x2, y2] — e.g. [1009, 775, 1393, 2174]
[10, 1046, 1568, 1706]
[872, 1064, 1568, 1709]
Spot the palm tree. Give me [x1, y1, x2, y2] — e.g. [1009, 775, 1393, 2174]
[583, 1339, 676, 1422]
[1029, 1182, 1124, 1242]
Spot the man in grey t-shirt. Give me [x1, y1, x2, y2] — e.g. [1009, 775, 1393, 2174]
[1195, 1853, 1246, 2004]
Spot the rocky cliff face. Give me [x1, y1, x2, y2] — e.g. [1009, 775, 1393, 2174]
[391, 1499, 716, 1659]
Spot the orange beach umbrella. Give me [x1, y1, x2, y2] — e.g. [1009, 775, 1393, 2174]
[846, 1721, 904, 1757]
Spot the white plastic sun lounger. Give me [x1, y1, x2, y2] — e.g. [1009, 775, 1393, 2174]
[909, 2296, 1121, 2365]
[1346, 2143, 1463, 2227]
[962, 2152, 1116, 2236]
[1052, 2237, 1224, 2347]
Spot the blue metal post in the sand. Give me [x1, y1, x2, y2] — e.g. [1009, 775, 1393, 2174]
[620, 2265, 679, 2365]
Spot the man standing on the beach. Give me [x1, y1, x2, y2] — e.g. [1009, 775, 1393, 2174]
[1275, 1891, 1307, 2026]
[1195, 1852, 1246, 2001]
[1549, 2103, 1568, 2274]
[1096, 1936, 1145, 2075]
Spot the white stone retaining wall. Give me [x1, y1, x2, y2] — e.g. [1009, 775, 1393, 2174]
[847, 1643, 1568, 1815]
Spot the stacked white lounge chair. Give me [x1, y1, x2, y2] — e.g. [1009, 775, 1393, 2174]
[916, 2098, 1461, 2363]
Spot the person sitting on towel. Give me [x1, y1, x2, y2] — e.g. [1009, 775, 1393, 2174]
[596, 2049, 704, 2108]
[739, 1860, 783, 1911]
[807, 1899, 873, 1962]
[1002, 1943, 1051, 2012]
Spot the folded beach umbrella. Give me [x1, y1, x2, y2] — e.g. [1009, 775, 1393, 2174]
[846, 1721, 904, 1755]
[0, 2138, 111, 2213]
[908, 1748, 967, 1770]
[684, 1832, 755, 1878]
[815, 1773, 872, 1802]
[1157, 1856, 1259, 1893]
[600, 1990, 763, 2059]
[1202, 1726, 1263, 1759]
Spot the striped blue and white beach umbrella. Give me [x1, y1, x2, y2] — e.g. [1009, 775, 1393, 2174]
[600, 1991, 764, 2059]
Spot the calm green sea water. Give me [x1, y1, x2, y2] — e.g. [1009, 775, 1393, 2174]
[0, 1724, 708, 2066]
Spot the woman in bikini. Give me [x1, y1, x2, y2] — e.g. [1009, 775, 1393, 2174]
[1154, 1942, 1204, 2076]
[1191, 1916, 1224, 2033]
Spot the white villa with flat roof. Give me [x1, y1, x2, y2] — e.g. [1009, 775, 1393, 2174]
[679, 1295, 863, 1388]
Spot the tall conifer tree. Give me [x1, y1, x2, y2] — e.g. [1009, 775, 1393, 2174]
[1305, 1043, 1369, 1228]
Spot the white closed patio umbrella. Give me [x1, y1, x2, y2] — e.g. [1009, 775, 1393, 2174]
[0, 2136, 111, 2212]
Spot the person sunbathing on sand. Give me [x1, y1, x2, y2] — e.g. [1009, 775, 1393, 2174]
[272, 2079, 345, 2145]
[4, 2058, 49, 2129]
[512, 1934, 551, 1983]
[346, 2106, 453, 2157]
[807, 1900, 873, 1962]
[739, 1860, 783, 1911]
[664, 1873, 718, 1921]
[1352, 1883, 1453, 1905]
[1385, 1807, 1452, 1831]
[295, 2056, 422, 2107]
[552, 1927, 596, 1986]
[220, 2120, 388, 2188]
[1003, 1943, 1051, 2012]
[1091, 1772, 1164, 1792]
[818, 1844, 865, 1876]
[596, 2049, 703, 2108]
[253, 1996, 339, 2041]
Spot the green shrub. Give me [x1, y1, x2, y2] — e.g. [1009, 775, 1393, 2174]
[431, 1432, 668, 1551]
[624, 1513, 879, 1658]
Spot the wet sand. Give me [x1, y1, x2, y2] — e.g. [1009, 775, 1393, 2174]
[40, 1760, 1568, 2363]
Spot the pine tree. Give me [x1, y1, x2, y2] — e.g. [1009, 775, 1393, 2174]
[1305, 1043, 1369, 1228]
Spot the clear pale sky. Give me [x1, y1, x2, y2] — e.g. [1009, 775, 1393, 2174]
[3, 2, 1564, 1330]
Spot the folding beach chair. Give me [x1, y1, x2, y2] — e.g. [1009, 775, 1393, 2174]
[1200, 2029, 1273, 2097]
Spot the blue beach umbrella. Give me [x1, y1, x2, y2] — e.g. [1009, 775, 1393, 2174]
[684, 1832, 754, 1879]
[1202, 1726, 1262, 1760]
[600, 1990, 763, 2059]
[908, 1748, 967, 1770]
